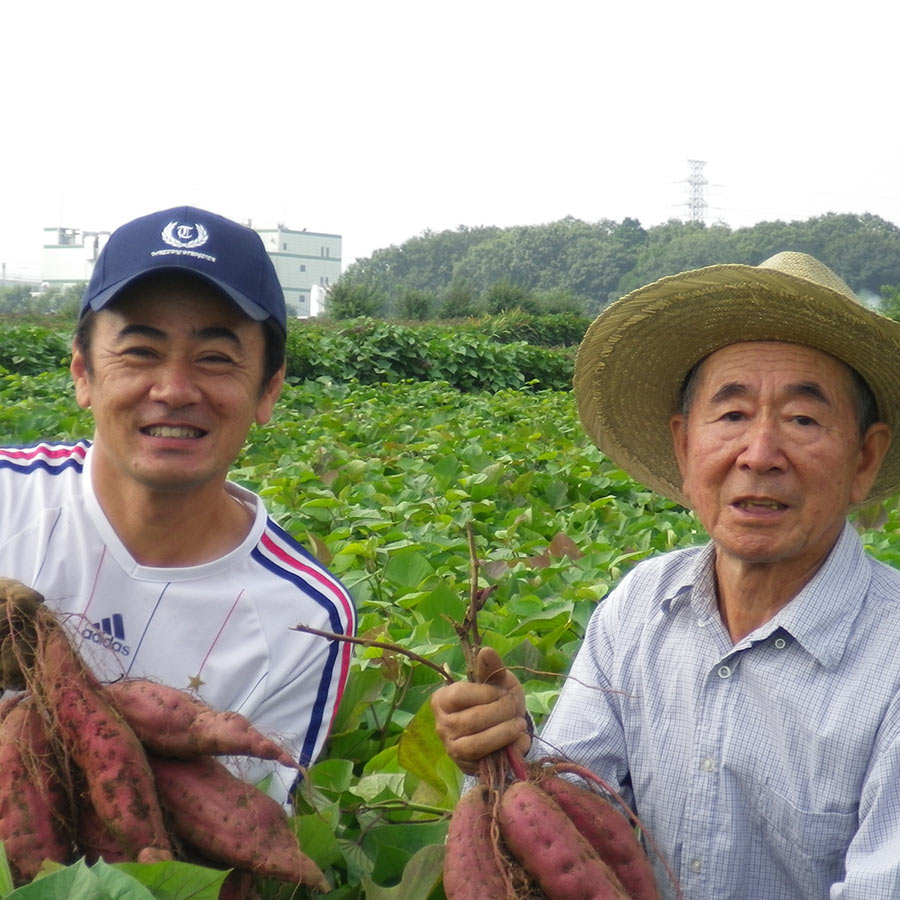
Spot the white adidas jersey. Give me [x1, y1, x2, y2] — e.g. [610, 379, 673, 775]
[0, 440, 356, 804]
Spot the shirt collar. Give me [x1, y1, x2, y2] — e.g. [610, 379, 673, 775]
[661, 522, 870, 667]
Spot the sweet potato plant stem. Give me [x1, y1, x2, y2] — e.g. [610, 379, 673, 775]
[291, 624, 456, 684]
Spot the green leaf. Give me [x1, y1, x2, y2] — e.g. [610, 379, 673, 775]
[307, 757, 355, 795]
[352, 772, 408, 803]
[397, 699, 462, 807]
[337, 837, 374, 884]
[0, 843, 13, 898]
[382, 549, 435, 589]
[361, 843, 445, 900]
[293, 811, 344, 868]
[6, 858, 151, 900]
[107, 859, 226, 900]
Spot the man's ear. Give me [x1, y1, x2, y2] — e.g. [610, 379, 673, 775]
[70, 341, 92, 410]
[850, 422, 891, 505]
[255, 364, 286, 426]
[670, 413, 689, 477]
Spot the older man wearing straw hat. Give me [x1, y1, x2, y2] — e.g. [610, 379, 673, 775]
[433, 252, 900, 899]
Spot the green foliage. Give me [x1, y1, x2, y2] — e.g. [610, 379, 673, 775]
[0, 324, 73, 375]
[879, 283, 900, 321]
[341, 225, 502, 296]
[620, 212, 900, 298]
[0, 369, 90, 443]
[284, 318, 574, 391]
[0, 283, 85, 317]
[324, 282, 386, 319]
[0, 851, 227, 898]
[530, 287, 587, 315]
[451, 217, 643, 312]
[338, 212, 900, 318]
[435, 280, 479, 319]
[477, 311, 592, 347]
[0, 285, 32, 312]
[483, 280, 538, 315]
[395, 288, 434, 321]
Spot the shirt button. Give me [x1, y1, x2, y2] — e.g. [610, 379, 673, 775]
[774, 637, 787, 649]
[690, 858, 703, 873]
[701, 757, 715, 772]
[697, 619, 708, 628]
[717, 665, 732, 679]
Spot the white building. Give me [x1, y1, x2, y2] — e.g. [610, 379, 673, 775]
[41, 227, 110, 289]
[254, 225, 342, 317]
[40, 222, 341, 317]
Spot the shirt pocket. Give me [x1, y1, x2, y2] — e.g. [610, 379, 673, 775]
[753, 779, 857, 874]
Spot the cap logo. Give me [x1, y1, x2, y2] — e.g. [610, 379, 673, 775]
[161, 221, 209, 249]
[151, 220, 216, 262]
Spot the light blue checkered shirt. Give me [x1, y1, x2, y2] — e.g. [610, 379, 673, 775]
[536, 522, 900, 900]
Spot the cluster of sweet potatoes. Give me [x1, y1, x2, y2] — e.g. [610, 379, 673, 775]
[0, 577, 328, 895]
[444, 752, 663, 900]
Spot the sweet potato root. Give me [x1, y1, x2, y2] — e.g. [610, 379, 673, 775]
[150, 754, 329, 892]
[0, 580, 320, 888]
[0, 578, 44, 690]
[104, 679, 297, 768]
[498, 780, 630, 899]
[0, 700, 72, 882]
[35, 615, 171, 857]
[444, 784, 513, 900]
[78, 793, 176, 865]
[76, 792, 131, 864]
[136, 847, 175, 863]
[538, 774, 660, 900]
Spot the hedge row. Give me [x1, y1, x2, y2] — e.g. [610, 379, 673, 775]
[285, 318, 575, 391]
[1, 316, 580, 393]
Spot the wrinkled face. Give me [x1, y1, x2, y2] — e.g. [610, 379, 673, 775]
[71, 279, 283, 498]
[670, 342, 888, 577]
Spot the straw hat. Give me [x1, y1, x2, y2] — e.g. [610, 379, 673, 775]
[573, 251, 900, 507]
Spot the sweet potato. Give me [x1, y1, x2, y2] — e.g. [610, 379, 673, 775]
[76, 793, 132, 864]
[78, 794, 176, 865]
[539, 775, 660, 900]
[444, 784, 513, 900]
[0, 578, 43, 690]
[136, 847, 175, 863]
[104, 679, 297, 768]
[0, 700, 72, 883]
[0, 692, 24, 721]
[498, 780, 630, 900]
[149, 754, 329, 892]
[35, 617, 171, 856]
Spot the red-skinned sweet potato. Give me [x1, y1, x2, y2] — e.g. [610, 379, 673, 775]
[76, 792, 132, 864]
[104, 679, 297, 768]
[444, 784, 512, 899]
[0, 700, 72, 882]
[538, 774, 660, 899]
[36, 618, 171, 857]
[149, 754, 329, 892]
[498, 780, 630, 899]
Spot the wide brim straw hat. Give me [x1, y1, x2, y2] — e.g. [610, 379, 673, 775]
[574, 251, 900, 508]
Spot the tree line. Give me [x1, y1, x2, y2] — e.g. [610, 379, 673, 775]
[329, 212, 900, 320]
[0, 282, 84, 317]
[4, 212, 900, 323]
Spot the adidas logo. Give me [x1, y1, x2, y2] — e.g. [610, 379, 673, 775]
[82, 613, 131, 657]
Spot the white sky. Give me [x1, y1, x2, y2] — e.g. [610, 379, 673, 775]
[3, 0, 899, 279]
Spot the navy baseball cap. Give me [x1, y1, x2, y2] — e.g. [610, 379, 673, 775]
[81, 206, 286, 333]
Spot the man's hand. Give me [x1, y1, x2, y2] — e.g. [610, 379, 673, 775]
[431, 647, 530, 774]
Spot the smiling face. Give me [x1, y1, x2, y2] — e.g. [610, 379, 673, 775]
[669, 341, 889, 582]
[71, 275, 284, 501]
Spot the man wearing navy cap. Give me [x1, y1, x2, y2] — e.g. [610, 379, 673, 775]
[0, 207, 356, 805]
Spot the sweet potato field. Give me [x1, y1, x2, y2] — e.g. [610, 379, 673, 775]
[2, 320, 899, 898]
